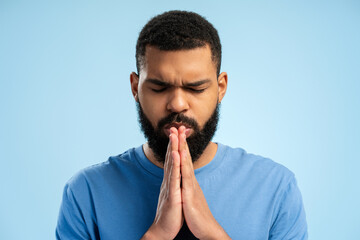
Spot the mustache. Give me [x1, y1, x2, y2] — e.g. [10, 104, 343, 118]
[157, 112, 199, 131]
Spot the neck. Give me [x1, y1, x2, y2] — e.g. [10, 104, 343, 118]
[143, 141, 218, 170]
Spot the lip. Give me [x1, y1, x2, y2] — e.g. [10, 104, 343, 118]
[164, 123, 193, 137]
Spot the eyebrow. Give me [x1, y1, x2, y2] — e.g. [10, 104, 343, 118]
[145, 78, 211, 87]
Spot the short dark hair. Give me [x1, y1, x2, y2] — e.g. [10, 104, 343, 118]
[136, 10, 222, 76]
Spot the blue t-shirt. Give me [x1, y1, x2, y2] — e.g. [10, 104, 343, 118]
[56, 143, 308, 239]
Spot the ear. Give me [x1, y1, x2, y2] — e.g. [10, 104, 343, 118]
[130, 72, 139, 102]
[217, 72, 228, 103]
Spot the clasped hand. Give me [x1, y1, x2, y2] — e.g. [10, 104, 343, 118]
[143, 126, 230, 240]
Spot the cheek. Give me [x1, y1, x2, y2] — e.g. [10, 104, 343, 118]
[138, 90, 166, 127]
[190, 92, 218, 126]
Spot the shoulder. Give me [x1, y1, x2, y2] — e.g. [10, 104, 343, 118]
[222, 144, 293, 174]
[65, 147, 138, 191]
[220, 144, 295, 186]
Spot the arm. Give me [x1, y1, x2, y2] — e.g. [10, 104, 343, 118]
[269, 177, 308, 240]
[56, 184, 91, 240]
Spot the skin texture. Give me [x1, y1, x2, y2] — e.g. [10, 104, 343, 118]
[130, 45, 230, 239]
[149, 127, 183, 239]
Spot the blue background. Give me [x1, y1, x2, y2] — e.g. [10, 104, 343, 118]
[1, 0, 359, 239]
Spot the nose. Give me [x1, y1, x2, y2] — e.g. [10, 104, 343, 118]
[166, 88, 189, 113]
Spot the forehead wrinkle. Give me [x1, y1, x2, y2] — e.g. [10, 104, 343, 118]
[145, 77, 212, 88]
[145, 78, 171, 87]
[142, 45, 217, 86]
[145, 63, 213, 87]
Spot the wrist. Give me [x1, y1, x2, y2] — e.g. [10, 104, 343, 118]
[141, 224, 170, 240]
[202, 223, 231, 240]
[141, 230, 154, 240]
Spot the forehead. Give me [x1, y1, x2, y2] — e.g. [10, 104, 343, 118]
[140, 45, 217, 83]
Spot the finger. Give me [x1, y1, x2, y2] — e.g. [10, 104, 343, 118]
[179, 132, 195, 186]
[180, 148, 194, 191]
[169, 132, 179, 185]
[179, 131, 193, 169]
[164, 133, 176, 177]
[163, 137, 171, 182]
[178, 126, 186, 152]
[170, 127, 178, 153]
[169, 150, 181, 196]
[178, 125, 185, 135]
[170, 126, 178, 137]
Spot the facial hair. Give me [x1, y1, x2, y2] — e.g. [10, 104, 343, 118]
[137, 102, 220, 164]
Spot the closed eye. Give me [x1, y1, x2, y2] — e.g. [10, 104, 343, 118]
[188, 88, 206, 93]
[151, 86, 206, 93]
[151, 88, 167, 93]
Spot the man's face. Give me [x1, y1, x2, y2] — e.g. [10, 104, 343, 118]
[131, 45, 227, 163]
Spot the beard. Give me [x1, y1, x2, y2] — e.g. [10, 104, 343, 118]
[137, 102, 220, 164]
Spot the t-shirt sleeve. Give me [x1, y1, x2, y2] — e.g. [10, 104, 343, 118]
[55, 183, 91, 240]
[269, 176, 308, 240]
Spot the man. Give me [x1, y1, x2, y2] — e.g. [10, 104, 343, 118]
[56, 10, 308, 239]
